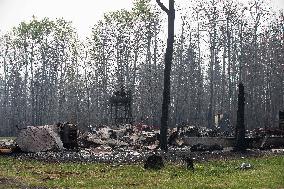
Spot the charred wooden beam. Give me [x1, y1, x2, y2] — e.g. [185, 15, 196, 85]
[235, 83, 246, 151]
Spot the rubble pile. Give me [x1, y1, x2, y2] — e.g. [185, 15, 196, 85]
[177, 125, 232, 138]
[1, 123, 283, 164]
[0, 139, 17, 154]
[8, 124, 233, 163]
[248, 127, 284, 138]
[0, 139, 16, 149]
[79, 124, 160, 151]
[59, 122, 78, 149]
[1, 124, 234, 155]
[86, 124, 222, 149]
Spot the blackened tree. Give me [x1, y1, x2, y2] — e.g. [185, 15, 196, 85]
[156, 0, 175, 151]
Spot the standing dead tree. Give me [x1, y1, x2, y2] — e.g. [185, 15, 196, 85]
[156, 0, 175, 151]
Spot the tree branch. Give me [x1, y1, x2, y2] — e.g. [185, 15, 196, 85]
[156, 0, 169, 14]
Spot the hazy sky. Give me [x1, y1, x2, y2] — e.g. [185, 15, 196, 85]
[0, 0, 284, 38]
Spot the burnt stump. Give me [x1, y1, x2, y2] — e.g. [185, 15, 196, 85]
[144, 154, 164, 170]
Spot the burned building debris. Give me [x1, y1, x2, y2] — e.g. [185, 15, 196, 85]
[7, 121, 284, 154]
[2, 96, 284, 163]
[14, 123, 78, 153]
[16, 125, 64, 153]
[58, 122, 78, 150]
[110, 86, 133, 125]
[0, 121, 283, 165]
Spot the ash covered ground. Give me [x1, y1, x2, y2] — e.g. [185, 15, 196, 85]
[11, 147, 284, 164]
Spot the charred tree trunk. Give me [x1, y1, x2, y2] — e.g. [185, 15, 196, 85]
[156, 0, 175, 152]
[235, 82, 246, 151]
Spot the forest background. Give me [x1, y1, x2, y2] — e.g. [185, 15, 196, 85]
[0, 0, 283, 136]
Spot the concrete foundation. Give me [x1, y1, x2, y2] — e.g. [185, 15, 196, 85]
[183, 137, 284, 148]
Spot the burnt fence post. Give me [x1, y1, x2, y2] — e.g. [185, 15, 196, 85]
[235, 83, 246, 151]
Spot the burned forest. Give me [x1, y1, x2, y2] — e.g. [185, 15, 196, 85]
[0, 0, 284, 188]
[0, 0, 284, 163]
[0, 0, 283, 136]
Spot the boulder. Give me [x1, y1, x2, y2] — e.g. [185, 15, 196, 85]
[16, 125, 63, 152]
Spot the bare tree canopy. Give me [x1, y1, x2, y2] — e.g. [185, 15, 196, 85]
[0, 0, 283, 137]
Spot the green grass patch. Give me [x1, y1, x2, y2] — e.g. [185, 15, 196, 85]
[0, 155, 283, 188]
